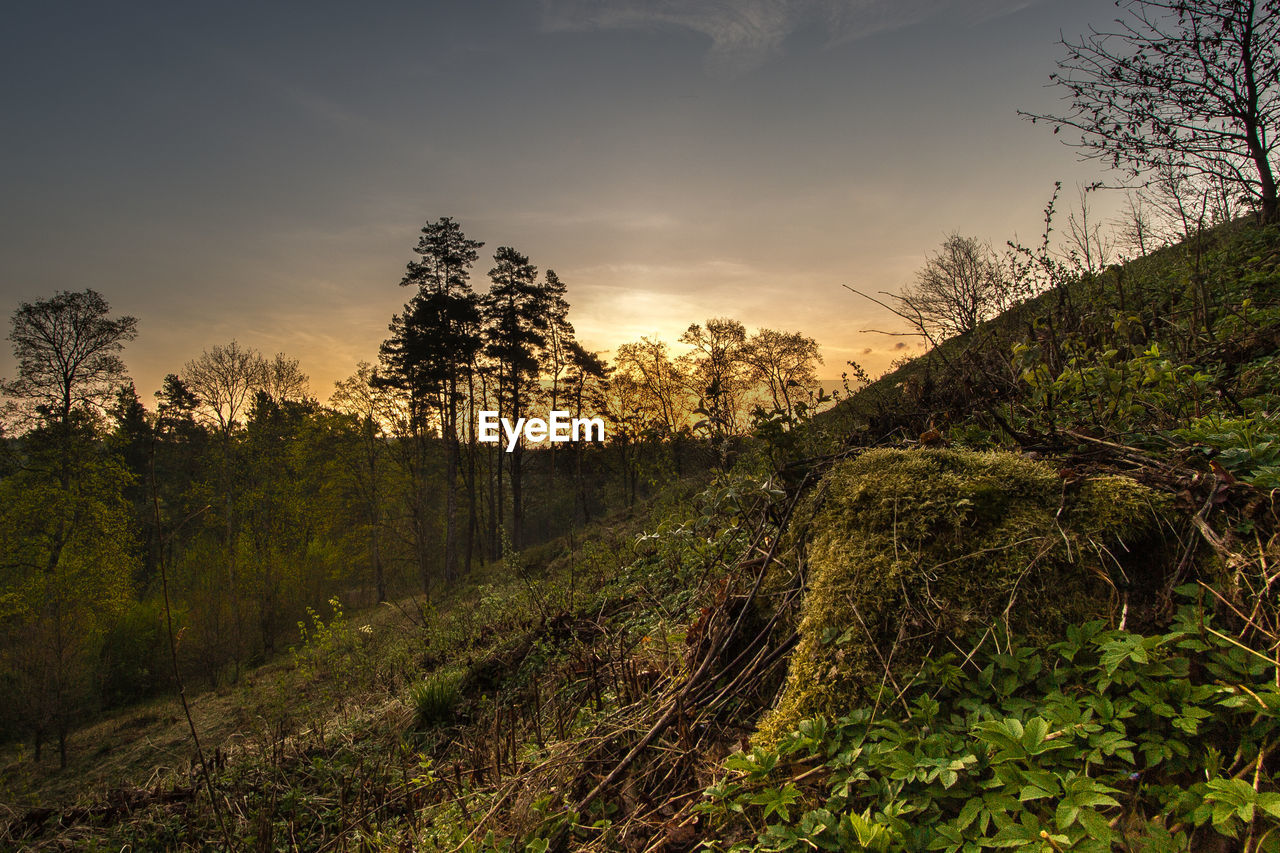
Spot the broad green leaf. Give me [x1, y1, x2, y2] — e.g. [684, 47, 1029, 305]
[1076, 808, 1117, 843]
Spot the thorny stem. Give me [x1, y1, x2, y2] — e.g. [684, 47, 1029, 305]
[149, 440, 234, 850]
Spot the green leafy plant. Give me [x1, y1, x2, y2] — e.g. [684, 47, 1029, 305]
[699, 595, 1280, 852]
[1172, 414, 1280, 489]
[1012, 339, 1217, 437]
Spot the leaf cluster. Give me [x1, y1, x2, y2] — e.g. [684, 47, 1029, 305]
[701, 596, 1280, 851]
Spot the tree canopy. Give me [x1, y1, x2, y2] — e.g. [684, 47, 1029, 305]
[2, 289, 138, 428]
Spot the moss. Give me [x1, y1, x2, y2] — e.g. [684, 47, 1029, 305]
[755, 449, 1171, 745]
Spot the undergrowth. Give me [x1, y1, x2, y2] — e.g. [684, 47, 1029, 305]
[701, 592, 1280, 852]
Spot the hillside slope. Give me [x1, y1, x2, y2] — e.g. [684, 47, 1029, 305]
[3, 222, 1279, 851]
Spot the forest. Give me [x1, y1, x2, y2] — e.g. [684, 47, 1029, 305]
[0, 219, 825, 769]
[3, 0, 1280, 850]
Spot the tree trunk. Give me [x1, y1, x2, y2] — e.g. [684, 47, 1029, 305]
[444, 432, 459, 582]
[413, 420, 432, 596]
[372, 526, 385, 603]
[443, 377, 460, 582]
[510, 382, 524, 549]
[1240, 4, 1277, 224]
[494, 439, 504, 554]
[463, 375, 478, 574]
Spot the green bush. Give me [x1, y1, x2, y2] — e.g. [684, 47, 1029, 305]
[1172, 413, 1280, 490]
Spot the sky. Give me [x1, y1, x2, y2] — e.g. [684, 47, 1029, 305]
[0, 0, 1127, 402]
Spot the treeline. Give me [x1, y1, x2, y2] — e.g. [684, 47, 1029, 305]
[0, 218, 823, 766]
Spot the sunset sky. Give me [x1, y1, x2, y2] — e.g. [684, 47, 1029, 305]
[0, 0, 1124, 401]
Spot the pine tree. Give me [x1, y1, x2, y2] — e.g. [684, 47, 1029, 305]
[540, 269, 576, 477]
[380, 217, 483, 584]
[482, 246, 546, 548]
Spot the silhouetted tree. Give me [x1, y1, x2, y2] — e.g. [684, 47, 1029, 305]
[613, 337, 688, 440]
[612, 336, 692, 482]
[742, 328, 822, 420]
[261, 353, 310, 404]
[330, 363, 397, 602]
[380, 216, 484, 584]
[182, 341, 296, 677]
[184, 341, 268, 440]
[564, 342, 608, 520]
[679, 318, 749, 440]
[110, 383, 158, 585]
[540, 269, 576, 477]
[483, 246, 546, 548]
[896, 234, 1007, 342]
[1023, 0, 1280, 222]
[0, 289, 138, 766]
[2, 289, 138, 483]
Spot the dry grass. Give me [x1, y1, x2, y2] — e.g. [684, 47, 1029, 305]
[0, 600, 413, 812]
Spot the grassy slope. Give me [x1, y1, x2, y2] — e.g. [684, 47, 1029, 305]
[1, 483, 723, 846]
[829, 218, 1280, 449]
[704, 220, 1280, 851]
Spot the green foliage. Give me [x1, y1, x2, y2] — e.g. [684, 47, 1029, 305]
[832, 219, 1280, 464]
[0, 421, 138, 751]
[295, 596, 347, 651]
[993, 223, 1280, 450]
[702, 599, 1280, 852]
[1012, 339, 1217, 436]
[1172, 413, 1280, 490]
[6, 218, 1278, 848]
[291, 597, 361, 690]
[748, 386, 839, 470]
[625, 470, 783, 623]
[97, 599, 171, 707]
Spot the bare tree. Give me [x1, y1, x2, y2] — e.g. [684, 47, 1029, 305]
[262, 352, 310, 403]
[183, 341, 269, 438]
[1152, 163, 1249, 241]
[1064, 185, 1115, 273]
[742, 328, 822, 420]
[895, 234, 1007, 341]
[1023, 0, 1280, 223]
[1116, 191, 1159, 259]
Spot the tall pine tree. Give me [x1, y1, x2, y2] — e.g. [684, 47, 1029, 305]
[482, 246, 545, 549]
[380, 217, 483, 584]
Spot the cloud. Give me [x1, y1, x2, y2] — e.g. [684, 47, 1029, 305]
[540, 0, 1040, 75]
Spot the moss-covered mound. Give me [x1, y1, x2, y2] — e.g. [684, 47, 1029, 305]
[757, 448, 1171, 744]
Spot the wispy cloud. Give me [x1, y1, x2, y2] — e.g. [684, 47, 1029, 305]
[540, 0, 1039, 75]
